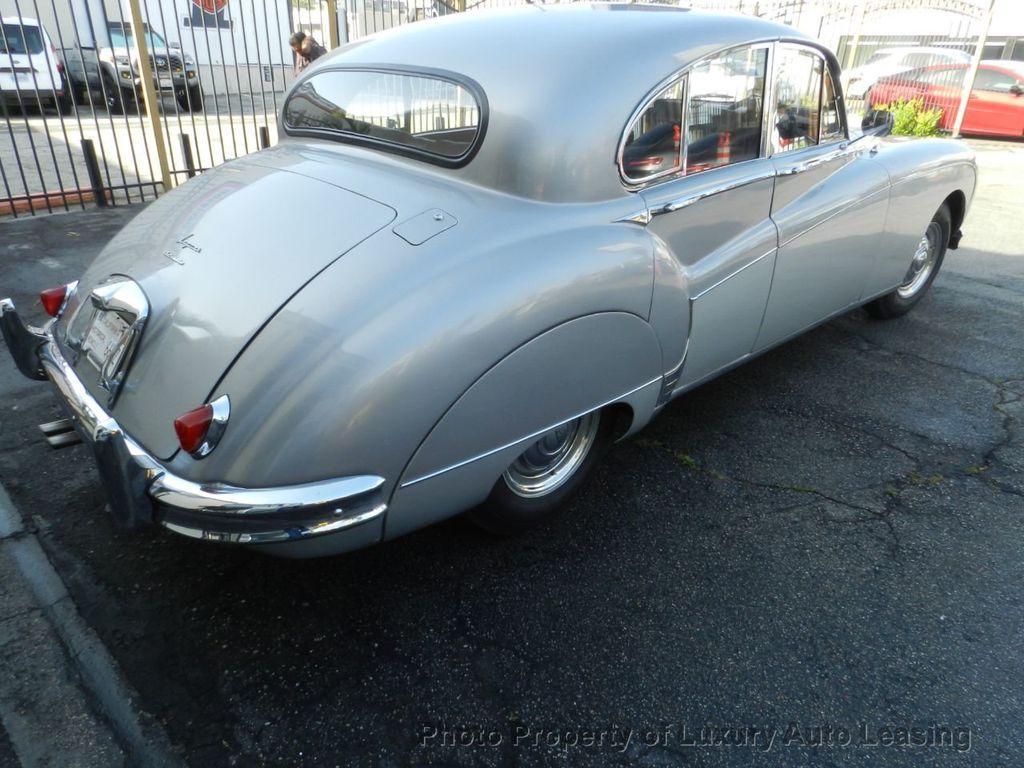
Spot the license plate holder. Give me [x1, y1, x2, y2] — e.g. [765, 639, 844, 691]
[82, 310, 130, 371]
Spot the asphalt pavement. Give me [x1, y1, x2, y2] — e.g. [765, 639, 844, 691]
[0, 139, 1022, 767]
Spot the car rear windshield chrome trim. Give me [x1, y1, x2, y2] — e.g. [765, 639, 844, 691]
[282, 64, 489, 169]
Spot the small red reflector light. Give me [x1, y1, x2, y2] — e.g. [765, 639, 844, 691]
[40, 285, 68, 317]
[174, 404, 214, 455]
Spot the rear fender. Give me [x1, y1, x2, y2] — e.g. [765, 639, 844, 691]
[385, 312, 663, 539]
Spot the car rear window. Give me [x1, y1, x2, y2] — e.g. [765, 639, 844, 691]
[0, 23, 44, 55]
[284, 69, 485, 165]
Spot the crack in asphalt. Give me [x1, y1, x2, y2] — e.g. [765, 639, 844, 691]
[631, 348, 1023, 563]
[833, 324, 1009, 389]
[943, 271, 1024, 297]
[983, 379, 1024, 471]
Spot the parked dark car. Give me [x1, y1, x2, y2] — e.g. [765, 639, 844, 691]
[61, 21, 202, 114]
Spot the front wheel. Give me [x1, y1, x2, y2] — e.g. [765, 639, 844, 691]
[866, 203, 951, 320]
[177, 84, 203, 112]
[102, 73, 132, 115]
[468, 409, 613, 535]
[56, 76, 74, 114]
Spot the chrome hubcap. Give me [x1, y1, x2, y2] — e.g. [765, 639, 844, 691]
[503, 412, 600, 498]
[897, 223, 940, 299]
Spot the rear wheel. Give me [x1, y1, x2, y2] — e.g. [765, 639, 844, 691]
[468, 409, 613, 535]
[866, 203, 951, 320]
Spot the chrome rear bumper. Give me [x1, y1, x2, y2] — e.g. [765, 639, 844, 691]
[1, 298, 386, 549]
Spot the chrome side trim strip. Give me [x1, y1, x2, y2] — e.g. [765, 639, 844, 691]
[400, 374, 664, 488]
[657, 361, 684, 406]
[775, 143, 849, 176]
[615, 208, 652, 226]
[650, 170, 775, 218]
[691, 247, 777, 301]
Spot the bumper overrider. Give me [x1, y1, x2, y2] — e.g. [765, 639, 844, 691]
[0, 298, 387, 549]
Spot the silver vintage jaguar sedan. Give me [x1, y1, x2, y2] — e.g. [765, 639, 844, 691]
[1, 6, 975, 557]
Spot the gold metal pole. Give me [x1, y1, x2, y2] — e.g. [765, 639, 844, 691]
[125, 0, 173, 191]
[845, 3, 866, 73]
[325, 0, 340, 49]
[950, 0, 996, 139]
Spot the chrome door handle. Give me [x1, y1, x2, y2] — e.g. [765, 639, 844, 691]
[777, 146, 849, 176]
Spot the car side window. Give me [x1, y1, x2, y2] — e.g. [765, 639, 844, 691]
[621, 79, 685, 182]
[820, 68, 844, 141]
[974, 68, 1017, 93]
[772, 47, 823, 154]
[684, 45, 768, 175]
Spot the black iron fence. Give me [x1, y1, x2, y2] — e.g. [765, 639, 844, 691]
[0, 0, 467, 217]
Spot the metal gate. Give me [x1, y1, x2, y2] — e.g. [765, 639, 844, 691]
[0, 0, 1009, 218]
[0, 0, 464, 217]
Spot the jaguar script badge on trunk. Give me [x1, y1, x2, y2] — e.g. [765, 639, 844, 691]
[163, 234, 202, 265]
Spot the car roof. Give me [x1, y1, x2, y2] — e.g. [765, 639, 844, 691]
[313, 4, 810, 202]
[1, 16, 41, 26]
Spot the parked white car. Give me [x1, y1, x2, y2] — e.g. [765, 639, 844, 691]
[0, 16, 69, 113]
[845, 46, 970, 99]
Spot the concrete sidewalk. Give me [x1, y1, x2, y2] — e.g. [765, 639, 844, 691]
[0, 515, 125, 765]
[0, 462, 178, 766]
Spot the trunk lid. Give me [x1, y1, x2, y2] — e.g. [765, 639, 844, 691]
[62, 158, 396, 459]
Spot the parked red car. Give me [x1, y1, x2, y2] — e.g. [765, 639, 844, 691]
[869, 60, 1024, 138]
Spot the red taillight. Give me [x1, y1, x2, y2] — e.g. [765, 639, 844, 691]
[40, 285, 69, 317]
[174, 404, 214, 455]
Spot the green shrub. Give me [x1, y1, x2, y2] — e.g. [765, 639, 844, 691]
[874, 99, 944, 137]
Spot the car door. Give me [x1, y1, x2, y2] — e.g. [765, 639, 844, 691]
[755, 44, 891, 351]
[962, 66, 1024, 137]
[632, 44, 778, 389]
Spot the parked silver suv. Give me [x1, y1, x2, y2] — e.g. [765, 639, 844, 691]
[61, 22, 201, 114]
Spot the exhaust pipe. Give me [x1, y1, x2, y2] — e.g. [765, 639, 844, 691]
[38, 418, 82, 449]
